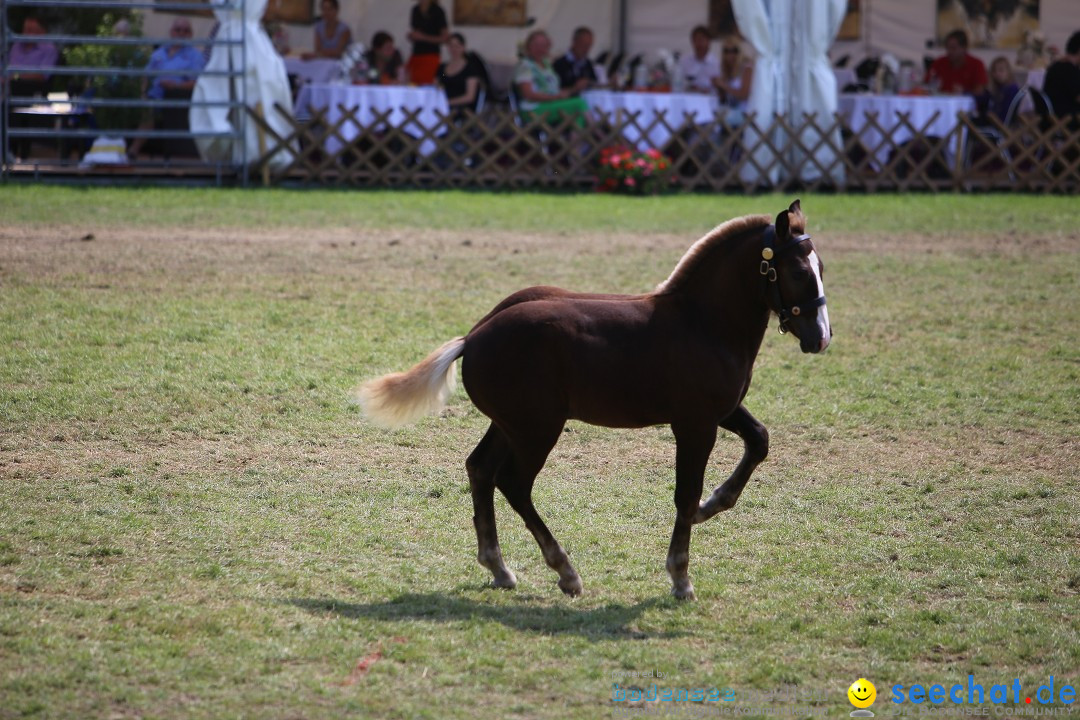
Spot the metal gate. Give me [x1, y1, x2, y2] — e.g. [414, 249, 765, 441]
[2, 0, 247, 184]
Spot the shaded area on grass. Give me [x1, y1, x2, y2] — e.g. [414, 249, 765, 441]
[287, 593, 684, 640]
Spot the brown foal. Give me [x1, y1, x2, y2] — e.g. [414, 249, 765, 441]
[356, 200, 831, 599]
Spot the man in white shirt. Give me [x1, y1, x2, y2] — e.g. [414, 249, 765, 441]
[677, 25, 720, 93]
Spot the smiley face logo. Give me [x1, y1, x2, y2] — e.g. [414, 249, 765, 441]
[848, 678, 877, 709]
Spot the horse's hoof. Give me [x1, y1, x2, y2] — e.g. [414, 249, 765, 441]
[558, 574, 583, 597]
[491, 569, 517, 589]
[671, 583, 696, 601]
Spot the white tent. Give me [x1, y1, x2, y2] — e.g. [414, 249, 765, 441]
[149, 2, 1080, 79]
[733, 0, 847, 186]
[189, 0, 295, 171]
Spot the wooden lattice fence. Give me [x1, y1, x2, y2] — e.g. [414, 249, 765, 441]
[247, 103, 1080, 193]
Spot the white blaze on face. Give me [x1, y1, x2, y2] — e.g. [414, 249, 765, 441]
[807, 250, 830, 351]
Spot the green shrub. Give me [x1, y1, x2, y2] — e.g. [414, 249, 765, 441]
[63, 13, 147, 131]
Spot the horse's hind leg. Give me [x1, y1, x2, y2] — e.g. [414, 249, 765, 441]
[693, 405, 768, 525]
[496, 424, 583, 597]
[668, 422, 718, 600]
[467, 424, 516, 589]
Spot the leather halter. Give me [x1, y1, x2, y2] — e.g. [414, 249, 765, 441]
[760, 225, 827, 335]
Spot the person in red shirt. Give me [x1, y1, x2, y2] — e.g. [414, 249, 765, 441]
[926, 29, 988, 96]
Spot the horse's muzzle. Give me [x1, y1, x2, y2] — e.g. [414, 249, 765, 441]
[801, 332, 831, 354]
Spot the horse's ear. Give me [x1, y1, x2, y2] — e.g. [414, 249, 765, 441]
[775, 205, 791, 239]
[789, 199, 803, 218]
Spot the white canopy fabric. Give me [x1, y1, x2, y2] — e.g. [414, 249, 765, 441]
[732, 0, 846, 186]
[189, 0, 294, 170]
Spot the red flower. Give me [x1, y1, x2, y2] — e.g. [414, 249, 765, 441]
[596, 145, 673, 195]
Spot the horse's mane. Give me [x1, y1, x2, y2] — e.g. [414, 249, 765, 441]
[654, 214, 771, 294]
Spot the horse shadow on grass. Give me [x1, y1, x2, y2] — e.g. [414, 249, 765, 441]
[286, 590, 687, 640]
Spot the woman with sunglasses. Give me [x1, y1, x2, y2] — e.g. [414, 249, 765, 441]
[714, 39, 753, 114]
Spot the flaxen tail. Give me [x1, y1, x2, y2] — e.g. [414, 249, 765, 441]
[353, 337, 466, 428]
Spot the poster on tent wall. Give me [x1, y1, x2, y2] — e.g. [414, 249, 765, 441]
[837, 0, 861, 41]
[454, 0, 528, 26]
[263, 0, 313, 24]
[936, 0, 1040, 49]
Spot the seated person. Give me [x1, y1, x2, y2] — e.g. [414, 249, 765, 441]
[4, 15, 59, 158]
[514, 30, 588, 125]
[365, 31, 406, 85]
[678, 25, 720, 94]
[437, 33, 483, 112]
[553, 27, 598, 90]
[308, 0, 351, 60]
[6, 15, 59, 96]
[127, 18, 205, 157]
[926, 29, 988, 95]
[1042, 30, 1080, 120]
[977, 56, 1019, 123]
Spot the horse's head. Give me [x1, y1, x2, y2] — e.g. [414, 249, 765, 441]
[762, 200, 832, 353]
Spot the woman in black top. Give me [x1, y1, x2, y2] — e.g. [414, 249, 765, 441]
[407, 0, 449, 85]
[437, 33, 482, 112]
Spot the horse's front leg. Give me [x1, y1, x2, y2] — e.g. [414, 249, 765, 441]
[693, 405, 768, 525]
[667, 422, 717, 600]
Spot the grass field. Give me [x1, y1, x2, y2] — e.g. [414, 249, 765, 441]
[1, 189, 1078, 719]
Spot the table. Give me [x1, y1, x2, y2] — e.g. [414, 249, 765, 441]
[837, 93, 975, 168]
[10, 96, 91, 161]
[284, 57, 343, 85]
[294, 83, 450, 156]
[582, 89, 720, 150]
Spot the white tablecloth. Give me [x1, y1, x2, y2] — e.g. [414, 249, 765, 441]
[294, 83, 450, 156]
[582, 89, 721, 150]
[284, 58, 343, 85]
[837, 93, 975, 167]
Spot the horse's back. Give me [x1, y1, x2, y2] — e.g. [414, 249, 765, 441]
[468, 285, 641, 334]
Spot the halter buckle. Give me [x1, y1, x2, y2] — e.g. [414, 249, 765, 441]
[759, 261, 777, 281]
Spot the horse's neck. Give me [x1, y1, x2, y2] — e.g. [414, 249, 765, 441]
[682, 230, 766, 304]
[676, 230, 772, 351]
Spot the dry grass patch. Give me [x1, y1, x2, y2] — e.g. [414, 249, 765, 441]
[2, 204, 1078, 720]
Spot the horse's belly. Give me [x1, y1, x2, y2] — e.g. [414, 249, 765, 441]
[567, 402, 668, 429]
[563, 358, 675, 427]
